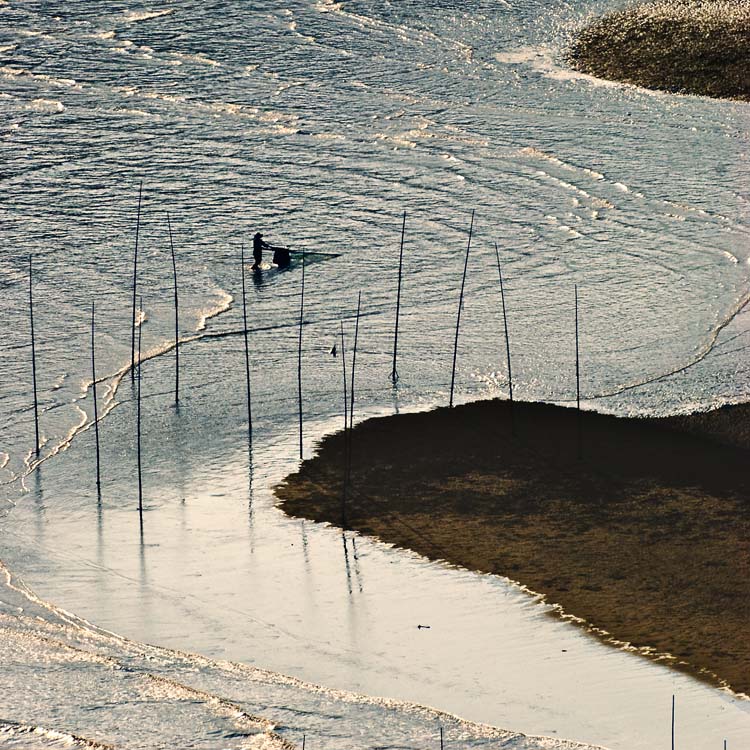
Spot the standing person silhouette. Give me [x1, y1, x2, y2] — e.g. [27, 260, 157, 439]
[252, 232, 271, 270]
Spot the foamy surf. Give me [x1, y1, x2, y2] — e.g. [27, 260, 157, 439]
[0, 721, 115, 750]
[25, 98, 65, 114]
[197, 289, 233, 332]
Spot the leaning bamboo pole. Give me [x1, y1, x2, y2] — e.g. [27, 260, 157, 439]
[29, 255, 40, 459]
[449, 210, 475, 408]
[575, 284, 583, 458]
[340, 321, 348, 433]
[349, 291, 361, 430]
[130, 182, 143, 381]
[340, 321, 348, 528]
[346, 292, 361, 485]
[91, 301, 102, 498]
[495, 244, 513, 402]
[241, 243, 252, 443]
[297, 251, 306, 460]
[136, 296, 144, 518]
[167, 212, 179, 404]
[495, 243, 515, 435]
[390, 212, 406, 384]
[575, 284, 581, 412]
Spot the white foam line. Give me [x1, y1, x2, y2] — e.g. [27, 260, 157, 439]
[121, 8, 173, 23]
[197, 289, 233, 332]
[8, 287, 234, 487]
[0, 720, 114, 750]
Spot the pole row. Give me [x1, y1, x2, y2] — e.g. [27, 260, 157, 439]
[27, 203, 584, 525]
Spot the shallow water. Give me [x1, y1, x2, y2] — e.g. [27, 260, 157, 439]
[1, 0, 749, 748]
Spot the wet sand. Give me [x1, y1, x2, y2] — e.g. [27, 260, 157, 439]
[275, 399, 750, 695]
[570, 0, 750, 101]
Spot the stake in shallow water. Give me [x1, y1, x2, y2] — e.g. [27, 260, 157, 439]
[449, 210, 475, 408]
[136, 296, 144, 519]
[495, 243, 514, 435]
[575, 284, 582, 458]
[29, 255, 40, 459]
[340, 321, 349, 528]
[349, 292, 361, 430]
[130, 182, 143, 382]
[297, 250, 306, 460]
[671, 694, 675, 750]
[391, 211, 406, 385]
[241, 243, 252, 443]
[347, 291, 361, 484]
[91, 301, 101, 499]
[167, 212, 179, 405]
[340, 321, 348, 433]
[575, 284, 581, 412]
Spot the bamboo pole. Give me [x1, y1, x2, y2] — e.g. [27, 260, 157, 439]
[167, 212, 179, 405]
[136, 296, 143, 518]
[340, 321, 348, 433]
[130, 182, 143, 381]
[347, 292, 361, 485]
[575, 284, 581, 412]
[671, 695, 675, 750]
[340, 321, 348, 528]
[349, 291, 361, 431]
[449, 210, 475, 408]
[297, 250, 306, 460]
[494, 243, 514, 434]
[440, 726, 444, 750]
[29, 255, 40, 459]
[390, 212, 406, 384]
[91, 301, 101, 499]
[241, 243, 252, 442]
[575, 284, 582, 458]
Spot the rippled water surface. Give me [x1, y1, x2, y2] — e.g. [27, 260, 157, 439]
[1, 1, 749, 748]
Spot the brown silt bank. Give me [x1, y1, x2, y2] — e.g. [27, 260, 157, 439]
[276, 399, 750, 695]
[570, 0, 750, 101]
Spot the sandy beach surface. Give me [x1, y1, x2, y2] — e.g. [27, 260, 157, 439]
[570, 0, 750, 100]
[276, 399, 750, 696]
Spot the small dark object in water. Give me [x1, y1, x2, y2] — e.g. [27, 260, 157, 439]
[417, 624, 431, 629]
[273, 247, 291, 268]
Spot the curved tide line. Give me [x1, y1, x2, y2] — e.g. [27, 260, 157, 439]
[369, 499, 750, 700]
[5, 288, 235, 488]
[587, 284, 750, 401]
[0, 560, 608, 750]
[197, 289, 233, 331]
